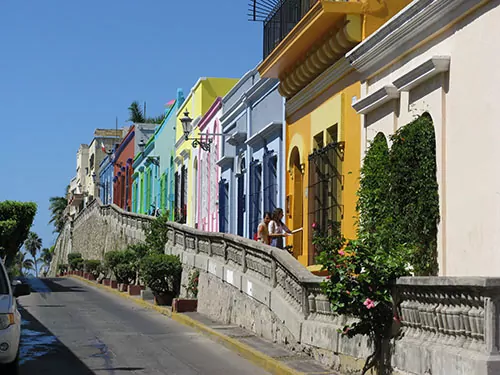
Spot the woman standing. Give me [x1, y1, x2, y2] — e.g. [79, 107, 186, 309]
[268, 208, 292, 249]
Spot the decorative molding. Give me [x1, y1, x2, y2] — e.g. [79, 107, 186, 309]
[198, 97, 222, 132]
[352, 85, 399, 114]
[174, 155, 183, 166]
[393, 56, 450, 91]
[245, 122, 283, 148]
[180, 149, 191, 160]
[346, 0, 483, 74]
[216, 155, 234, 168]
[286, 57, 352, 118]
[226, 131, 247, 146]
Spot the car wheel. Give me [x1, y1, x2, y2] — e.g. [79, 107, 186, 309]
[1, 353, 19, 375]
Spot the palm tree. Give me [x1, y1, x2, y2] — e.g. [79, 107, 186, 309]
[40, 246, 54, 277]
[128, 101, 164, 124]
[24, 232, 42, 277]
[49, 196, 67, 233]
[128, 101, 146, 123]
[15, 252, 34, 276]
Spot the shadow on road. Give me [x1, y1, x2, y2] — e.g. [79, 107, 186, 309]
[19, 306, 95, 375]
[37, 278, 87, 293]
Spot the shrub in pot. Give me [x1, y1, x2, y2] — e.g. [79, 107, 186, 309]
[104, 250, 136, 284]
[68, 253, 84, 271]
[140, 254, 182, 305]
[84, 260, 101, 280]
[58, 264, 68, 276]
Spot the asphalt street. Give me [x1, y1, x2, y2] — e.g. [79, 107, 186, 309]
[18, 277, 269, 374]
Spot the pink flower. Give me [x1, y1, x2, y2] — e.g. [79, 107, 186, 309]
[326, 275, 331, 280]
[363, 298, 375, 310]
[312, 222, 317, 229]
[346, 290, 351, 295]
[338, 250, 345, 256]
[343, 327, 350, 334]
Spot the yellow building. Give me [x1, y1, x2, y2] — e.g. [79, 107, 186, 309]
[174, 77, 238, 227]
[257, 0, 411, 268]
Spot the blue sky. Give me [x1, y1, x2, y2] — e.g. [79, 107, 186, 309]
[0, 0, 262, 251]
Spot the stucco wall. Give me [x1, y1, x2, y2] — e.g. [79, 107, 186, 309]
[357, 1, 500, 276]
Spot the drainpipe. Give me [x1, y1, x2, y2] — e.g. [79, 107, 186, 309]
[244, 95, 252, 239]
[281, 96, 287, 215]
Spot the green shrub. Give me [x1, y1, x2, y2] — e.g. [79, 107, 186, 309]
[144, 214, 169, 254]
[84, 260, 101, 278]
[57, 264, 68, 273]
[104, 250, 136, 284]
[140, 253, 182, 295]
[68, 253, 84, 271]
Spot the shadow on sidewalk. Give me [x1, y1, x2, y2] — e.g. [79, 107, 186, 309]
[35, 278, 87, 293]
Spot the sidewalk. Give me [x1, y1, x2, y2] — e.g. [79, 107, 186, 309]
[66, 275, 338, 375]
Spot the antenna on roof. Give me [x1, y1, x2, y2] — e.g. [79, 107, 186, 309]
[115, 116, 118, 135]
[144, 101, 147, 121]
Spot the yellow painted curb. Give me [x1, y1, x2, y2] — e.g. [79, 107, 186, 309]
[65, 275, 305, 375]
[171, 312, 304, 375]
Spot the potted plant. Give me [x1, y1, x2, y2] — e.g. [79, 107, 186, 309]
[140, 253, 182, 306]
[84, 260, 101, 281]
[174, 269, 199, 312]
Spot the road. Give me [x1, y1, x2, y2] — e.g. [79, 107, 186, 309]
[18, 277, 269, 375]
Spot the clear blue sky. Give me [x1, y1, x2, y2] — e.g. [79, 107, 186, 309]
[0, 0, 262, 250]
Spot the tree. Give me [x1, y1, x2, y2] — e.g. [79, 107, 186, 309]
[24, 232, 42, 278]
[15, 252, 34, 276]
[128, 101, 164, 124]
[49, 196, 67, 233]
[0, 201, 37, 267]
[40, 246, 55, 277]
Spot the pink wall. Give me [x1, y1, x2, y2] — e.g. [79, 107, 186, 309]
[196, 98, 221, 233]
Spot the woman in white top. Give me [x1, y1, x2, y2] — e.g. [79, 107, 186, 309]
[268, 208, 292, 249]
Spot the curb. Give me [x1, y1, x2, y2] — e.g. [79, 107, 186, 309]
[65, 275, 304, 375]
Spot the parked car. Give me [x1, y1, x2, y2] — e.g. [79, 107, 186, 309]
[0, 262, 30, 374]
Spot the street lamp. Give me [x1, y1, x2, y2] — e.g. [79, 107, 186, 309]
[180, 110, 213, 152]
[91, 172, 105, 188]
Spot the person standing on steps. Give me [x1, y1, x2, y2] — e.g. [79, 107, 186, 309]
[268, 208, 292, 249]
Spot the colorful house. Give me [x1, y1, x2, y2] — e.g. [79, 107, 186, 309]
[132, 89, 185, 217]
[174, 77, 238, 226]
[113, 123, 156, 211]
[195, 98, 222, 232]
[349, 0, 498, 276]
[253, 0, 411, 267]
[218, 68, 283, 238]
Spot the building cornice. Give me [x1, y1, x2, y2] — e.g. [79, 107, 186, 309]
[216, 155, 234, 168]
[245, 122, 282, 148]
[352, 56, 451, 115]
[176, 77, 207, 117]
[346, 0, 483, 74]
[393, 56, 450, 91]
[352, 85, 399, 114]
[180, 149, 191, 160]
[286, 57, 352, 118]
[221, 69, 257, 105]
[220, 102, 246, 132]
[226, 131, 247, 146]
[198, 97, 222, 131]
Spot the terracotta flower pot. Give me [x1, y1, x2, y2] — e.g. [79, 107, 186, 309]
[128, 285, 144, 296]
[118, 283, 128, 292]
[154, 292, 175, 306]
[88, 274, 95, 281]
[110, 280, 118, 289]
[103, 279, 110, 286]
[172, 298, 198, 313]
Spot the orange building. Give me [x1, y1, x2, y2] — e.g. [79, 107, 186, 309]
[254, 0, 412, 269]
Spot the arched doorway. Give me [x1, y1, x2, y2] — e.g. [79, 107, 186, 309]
[289, 147, 303, 257]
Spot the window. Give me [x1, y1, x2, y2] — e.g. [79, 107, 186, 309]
[219, 179, 229, 233]
[249, 161, 262, 238]
[263, 153, 278, 214]
[307, 140, 344, 264]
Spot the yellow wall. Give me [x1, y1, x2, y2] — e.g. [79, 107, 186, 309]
[285, 83, 360, 267]
[175, 77, 238, 227]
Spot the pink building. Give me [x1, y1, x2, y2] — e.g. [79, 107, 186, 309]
[196, 98, 222, 232]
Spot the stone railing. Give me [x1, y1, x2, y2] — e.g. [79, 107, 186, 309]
[50, 198, 500, 374]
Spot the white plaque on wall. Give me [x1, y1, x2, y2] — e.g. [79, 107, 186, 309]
[226, 270, 233, 285]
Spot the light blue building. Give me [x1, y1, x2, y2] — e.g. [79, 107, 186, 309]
[98, 148, 117, 205]
[218, 69, 284, 238]
[132, 89, 185, 218]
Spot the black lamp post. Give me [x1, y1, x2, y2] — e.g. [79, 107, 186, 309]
[180, 110, 213, 152]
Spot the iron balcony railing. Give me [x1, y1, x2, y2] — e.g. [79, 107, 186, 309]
[263, 0, 319, 58]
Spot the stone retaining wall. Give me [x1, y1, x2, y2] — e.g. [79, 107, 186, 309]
[50, 199, 500, 375]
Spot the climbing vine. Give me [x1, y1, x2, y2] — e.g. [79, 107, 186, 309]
[316, 113, 440, 374]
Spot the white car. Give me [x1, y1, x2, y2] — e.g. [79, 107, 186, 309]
[0, 262, 30, 374]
